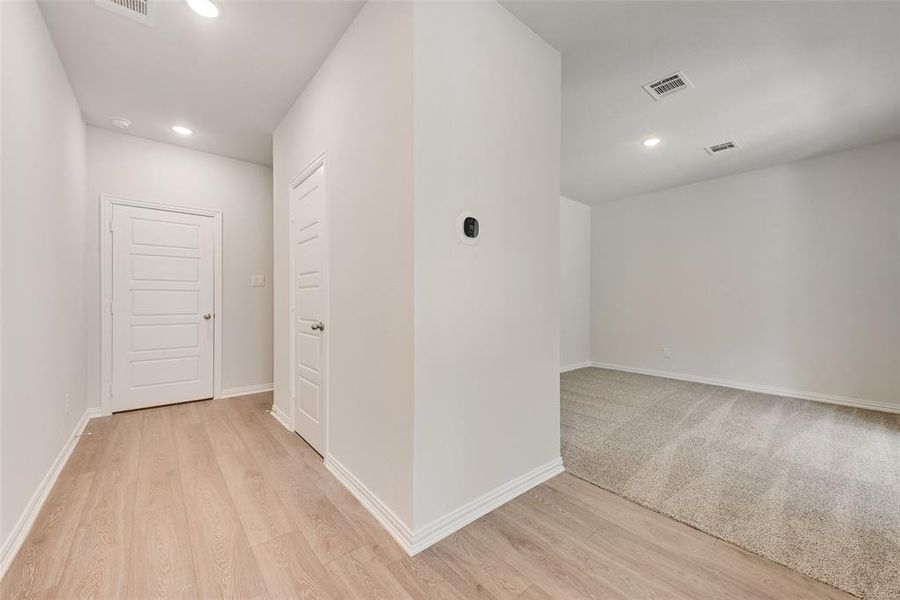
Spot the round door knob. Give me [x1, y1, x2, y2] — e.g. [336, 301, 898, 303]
[311, 321, 325, 331]
[203, 313, 212, 320]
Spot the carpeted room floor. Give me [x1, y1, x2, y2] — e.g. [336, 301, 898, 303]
[561, 368, 900, 600]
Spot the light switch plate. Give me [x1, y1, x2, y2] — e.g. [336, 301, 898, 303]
[251, 274, 266, 287]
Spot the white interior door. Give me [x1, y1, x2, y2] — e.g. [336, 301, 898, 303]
[111, 204, 215, 411]
[291, 164, 327, 454]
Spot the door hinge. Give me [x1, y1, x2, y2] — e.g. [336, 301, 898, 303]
[108, 221, 114, 233]
[109, 303, 114, 315]
[109, 384, 113, 398]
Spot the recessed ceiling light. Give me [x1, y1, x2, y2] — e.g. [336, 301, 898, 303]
[110, 116, 131, 129]
[172, 125, 193, 136]
[186, 0, 219, 18]
[642, 137, 661, 147]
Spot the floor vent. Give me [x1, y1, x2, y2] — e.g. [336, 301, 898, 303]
[95, 0, 154, 25]
[642, 71, 693, 101]
[705, 141, 738, 155]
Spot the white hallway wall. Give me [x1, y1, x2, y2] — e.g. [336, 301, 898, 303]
[85, 127, 274, 402]
[412, 0, 561, 531]
[560, 196, 591, 370]
[1, 0, 87, 547]
[591, 139, 900, 410]
[274, 0, 560, 548]
[273, 1, 417, 526]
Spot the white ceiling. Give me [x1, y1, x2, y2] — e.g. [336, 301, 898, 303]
[502, 1, 900, 203]
[39, 0, 364, 166]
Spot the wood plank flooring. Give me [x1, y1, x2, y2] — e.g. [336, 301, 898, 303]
[1, 393, 854, 599]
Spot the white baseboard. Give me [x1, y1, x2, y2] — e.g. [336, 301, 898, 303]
[325, 454, 564, 556]
[410, 457, 564, 554]
[589, 362, 900, 415]
[0, 407, 104, 579]
[217, 383, 274, 400]
[560, 361, 592, 374]
[268, 404, 292, 431]
[325, 455, 417, 554]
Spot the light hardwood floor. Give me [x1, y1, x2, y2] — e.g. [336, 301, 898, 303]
[1, 393, 853, 599]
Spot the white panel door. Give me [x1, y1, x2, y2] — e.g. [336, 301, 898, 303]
[291, 165, 327, 454]
[111, 205, 215, 411]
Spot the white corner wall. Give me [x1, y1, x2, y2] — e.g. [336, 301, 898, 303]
[272, 1, 416, 528]
[560, 196, 591, 371]
[85, 127, 274, 402]
[272, 0, 561, 550]
[1, 0, 87, 546]
[412, 1, 562, 531]
[591, 140, 900, 410]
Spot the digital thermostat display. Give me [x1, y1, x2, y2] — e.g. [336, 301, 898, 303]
[457, 212, 480, 245]
[463, 217, 479, 239]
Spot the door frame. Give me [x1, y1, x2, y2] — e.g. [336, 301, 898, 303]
[288, 153, 330, 454]
[100, 195, 223, 414]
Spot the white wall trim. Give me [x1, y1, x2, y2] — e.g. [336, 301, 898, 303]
[325, 454, 564, 556]
[268, 403, 292, 431]
[100, 195, 224, 414]
[589, 362, 900, 415]
[0, 407, 104, 579]
[560, 361, 592, 374]
[325, 454, 416, 553]
[217, 383, 275, 400]
[410, 457, 564, 554]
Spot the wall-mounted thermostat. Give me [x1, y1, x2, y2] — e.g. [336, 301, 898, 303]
[456, 212, 480, 245]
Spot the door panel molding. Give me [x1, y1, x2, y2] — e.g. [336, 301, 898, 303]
[100, 195, 223, 414]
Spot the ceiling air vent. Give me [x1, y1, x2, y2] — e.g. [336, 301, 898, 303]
[95, 0, 154, 25]
[642, 71, 693, 101]
[705, 141, 738, 155]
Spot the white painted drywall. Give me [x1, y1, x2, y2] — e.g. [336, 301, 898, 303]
[272, 2, 415, 526]
[591, 140, 900, 408]
[1, 0, 87, 542]
[412, 1, 561, 530]
[272, 0, 561, 537]
[85, 127, 274, 401]
[560, 197, 591, 370]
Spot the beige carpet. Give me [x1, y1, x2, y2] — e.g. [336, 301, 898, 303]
[561, 367, 900, 600]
